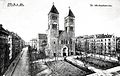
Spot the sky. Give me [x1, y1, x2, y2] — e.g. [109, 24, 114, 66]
[0, 0, 120, 42]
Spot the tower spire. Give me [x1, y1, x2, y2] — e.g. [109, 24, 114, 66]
[49, 2, 59, 14]
[68, 7, 75, 18]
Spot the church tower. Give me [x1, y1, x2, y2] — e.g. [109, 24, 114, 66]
[47, 3, 59, 57]
[64, 7, 75, 55]
[64, 7, 75, 38]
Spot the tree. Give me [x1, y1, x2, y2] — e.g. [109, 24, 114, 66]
[40, 40, 47, 62]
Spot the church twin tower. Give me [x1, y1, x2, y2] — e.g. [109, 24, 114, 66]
[47, 4, 75, 57]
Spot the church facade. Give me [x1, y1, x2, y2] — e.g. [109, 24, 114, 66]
[46, 4, 76, 57]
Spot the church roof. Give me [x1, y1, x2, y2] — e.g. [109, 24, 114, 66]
[68, 8, 75, 18]
[49, 5, 59, 14]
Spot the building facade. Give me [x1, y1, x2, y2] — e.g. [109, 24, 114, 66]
[116, 37, 120, 60]
[37, 34, 47, 52]
[8, 32, 25, 62]
[46, 4, 75, 57]
[76, 34, 116, 56]
[116, 37, 120, 52]
[29, 38, 37, 49]
[0, 25, 24, 76]
[0, 24, 9, 75]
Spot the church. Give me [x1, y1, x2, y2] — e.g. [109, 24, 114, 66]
[46, 4, 76, 57]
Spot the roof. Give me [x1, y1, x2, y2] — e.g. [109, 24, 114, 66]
[96, 34, 113, 38]
[59, 31, 69, 39]
[49, 5, 59, 14]
[30, 38, 37, 41]
[68, 8, 75, 18]
[0, 24, 8, 35]
[38, 34, 47, 39]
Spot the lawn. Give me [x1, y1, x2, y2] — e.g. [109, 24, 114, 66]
[29, 62, 49, 76]
[46, 60, 88, 76]
[28, 48, 50, 76]
[76, 57, 120, 70]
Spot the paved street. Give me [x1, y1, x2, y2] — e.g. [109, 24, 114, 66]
[12, 47, 30, 76]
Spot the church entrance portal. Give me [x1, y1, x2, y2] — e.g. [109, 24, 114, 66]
[62, 46, 68, 57]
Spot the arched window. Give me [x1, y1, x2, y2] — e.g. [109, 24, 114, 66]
[65, 27, 67, 31]
[66, 40, 68, 44]
[52, 24, 57, 29]
[53, 41, 55, 44]
[61, 40, 63, 44]
[70, 27, 73, 31]
[70, 39, 72, 44]
[69, 19, 73, 23]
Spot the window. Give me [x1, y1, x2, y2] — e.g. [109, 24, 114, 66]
[65, 27, 67, 31]
[66, 40, 68, 44]
[65, 19, 67, 23]
[108, 47, 111, 49]
[70, 27, 73, 31]
[48, 25, 50, 29]
[54, 53, 56, 57]
[71, 52, 74, 55]
[9, 38, 11, 41]
[69, 19, 73, 22]
[108, 39, 110, 41]
[52, 24, 57, 29]
[105, 46, 106, 49]
[108, 43, 111, 45]
[70, 39, 72, 44]
[53, 41, 55, 44]
[61, 40, 63, 44]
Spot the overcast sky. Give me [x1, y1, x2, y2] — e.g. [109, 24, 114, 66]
[0, 0, 120, 42]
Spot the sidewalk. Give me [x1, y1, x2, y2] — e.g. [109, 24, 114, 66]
[88, 53, 118, 62]
[33, 57, 64, 63]
[105, 66, 120, 73]
[3, 50, 24, 76]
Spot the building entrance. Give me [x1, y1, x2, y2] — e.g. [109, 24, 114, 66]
[62, 46, 68, 57]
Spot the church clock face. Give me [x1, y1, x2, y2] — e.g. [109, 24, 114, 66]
[52, 15, 57, 20]
[69, 19, 73, 23]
